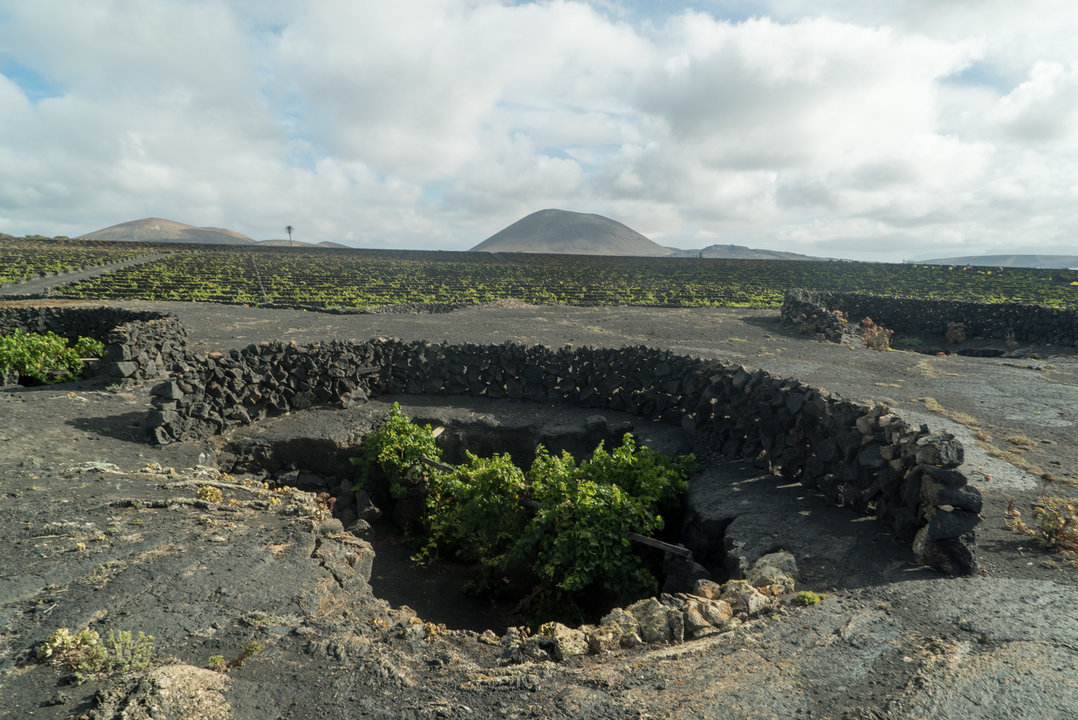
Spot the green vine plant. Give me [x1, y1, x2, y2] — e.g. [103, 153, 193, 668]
[0, 329, 104, 384]
[353, 403, 696, 622]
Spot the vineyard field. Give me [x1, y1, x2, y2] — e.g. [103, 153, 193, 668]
[0, 236, 162, 287]
[3, 238, 1075, 309]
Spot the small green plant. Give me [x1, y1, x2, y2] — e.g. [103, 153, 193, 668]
[794, 591, 827, 606]
[231, 641, 263, 668]
[207, 641, 263, 672]
[0, 329, 104, 384]
[37, 627, 154, 683]
[196, 485, 224, 503]
[1006, 497, 1078, 554]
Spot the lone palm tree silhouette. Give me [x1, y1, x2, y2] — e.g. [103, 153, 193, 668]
[286, 225, 293, 247]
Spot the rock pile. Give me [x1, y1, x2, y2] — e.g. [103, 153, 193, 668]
[780, 289, 848, 343]
[504, 552, 797, 662]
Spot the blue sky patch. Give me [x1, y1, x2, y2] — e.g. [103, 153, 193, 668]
[0, 58, 63, 102]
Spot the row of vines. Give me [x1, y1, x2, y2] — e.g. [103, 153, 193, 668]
[3, 237, 1076, 308]
[50, 246, 1078, 309]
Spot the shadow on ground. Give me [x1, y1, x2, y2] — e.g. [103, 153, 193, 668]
[67, 410, 152, 444]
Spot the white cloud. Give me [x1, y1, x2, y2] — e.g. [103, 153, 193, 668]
[274, 1, 649, 181]
[989, 61, 1078, 145]
[625, 14, 996, 244]
[1, 1, 259, 101]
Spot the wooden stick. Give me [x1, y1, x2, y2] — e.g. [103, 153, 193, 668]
[419, 455, 455, 473]
[628, 532, 693, 559]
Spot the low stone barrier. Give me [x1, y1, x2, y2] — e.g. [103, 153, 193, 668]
[149, 337, 980, 575]
[780, 290, 848, 342]
[0, 306, 187, 382]
[783, 289, 1078, 347]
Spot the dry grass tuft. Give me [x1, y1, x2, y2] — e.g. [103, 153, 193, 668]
[1006, 435, 1040, 452]
[916, 397, 982, 428]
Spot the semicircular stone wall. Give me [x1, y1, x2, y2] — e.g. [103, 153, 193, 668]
[148, 337, 981, 576]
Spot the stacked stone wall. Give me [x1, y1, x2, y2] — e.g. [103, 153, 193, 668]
[149, 338, 980, 575]
[0, 306, 187, 382]
[784, 289, 1078, 347]
[780, 290, 848, 343]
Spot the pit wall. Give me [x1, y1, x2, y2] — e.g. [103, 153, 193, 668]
[149, 338, 981, 575]
[0, 306, 188, 382]
[782, 289, 1078, 347]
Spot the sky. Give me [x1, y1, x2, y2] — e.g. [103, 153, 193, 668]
[1, 0, 1076, 262]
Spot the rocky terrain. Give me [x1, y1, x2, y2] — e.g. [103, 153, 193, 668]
[1, 300, 1077, 719]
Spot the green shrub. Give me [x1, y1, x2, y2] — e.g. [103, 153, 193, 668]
[352, 402, 444, 497]
[0, 329, 104, 384]
[353, 404, 696, 619]
[521, 439, 690, 607]
[37, 627, 154, 683]
[795, 590, 827, 606]
[419, 450, 530, 573]
[196, 485, 224, 503]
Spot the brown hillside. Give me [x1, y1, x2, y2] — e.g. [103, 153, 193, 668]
[79, 217, 255, 245]
[471, 209, 672, 256]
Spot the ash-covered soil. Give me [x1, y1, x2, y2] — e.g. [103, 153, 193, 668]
[1, 300, 1077, 719]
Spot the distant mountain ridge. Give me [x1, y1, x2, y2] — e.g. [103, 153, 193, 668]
[80, 218, 255, 245]
[921, 254, 1078, 269]
[80, 212, 827, 259]
[471, 209, 672, 256]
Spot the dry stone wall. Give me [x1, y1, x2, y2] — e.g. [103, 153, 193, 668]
[784, 289, 1078, 347]
[149, 337, 981, 575]
[0, 306, 187, 382]
[780, 290, 848, 343]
